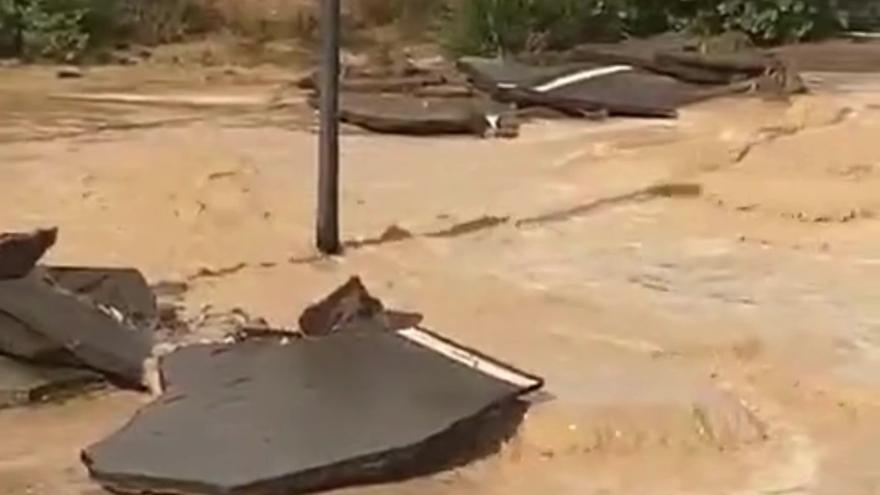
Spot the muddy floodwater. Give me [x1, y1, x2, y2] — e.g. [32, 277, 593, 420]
[3, 57, 880, 495]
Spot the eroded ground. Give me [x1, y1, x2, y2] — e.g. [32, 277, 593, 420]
[2, 55, 880, 495]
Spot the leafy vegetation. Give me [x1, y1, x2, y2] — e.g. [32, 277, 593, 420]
[664, 0, 847, 44]
[443, 0, 858, 56]
[442, 0, 617, 56]
[0, 0, 90, 60]
[0, 0, 195, 60]
[0, 0, 873, 61]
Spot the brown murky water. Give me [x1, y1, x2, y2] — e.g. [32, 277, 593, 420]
[3, 61, 880, 495]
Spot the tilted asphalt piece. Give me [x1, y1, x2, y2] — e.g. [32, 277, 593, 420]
[47, 266, 159, 329]
[0, 227, 58, 280]
[539, 69, 696, 116]
[298, 276, 386, 337]
[0, 266, 157, 367]
[0, 274, 153, 388]
[458, 47, 805, 118]
[459, 57, 688, 118]
[0, 310, 78, 365]
[83, 329, 542, 495]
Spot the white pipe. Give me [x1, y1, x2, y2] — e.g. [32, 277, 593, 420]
[397, 327, 540, 389]
[534, 65, 634, 93]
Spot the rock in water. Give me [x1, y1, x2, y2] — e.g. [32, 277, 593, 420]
[298, 277, 385, 336]
[0, 228, 58, 280]
[57, 66, 84, 79]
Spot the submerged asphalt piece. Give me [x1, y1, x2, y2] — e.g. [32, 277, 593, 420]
[0, 355, 101, 410]
[335, 93, 491, 136]
[47, 266, 158, 329]
[0, 274, 153, 388]
[83, 329, 542, 495]
[0, 227, 58, 280]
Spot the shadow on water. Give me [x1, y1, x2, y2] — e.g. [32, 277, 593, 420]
[336, 182, 702, 254]
[516, 182, 702, 227]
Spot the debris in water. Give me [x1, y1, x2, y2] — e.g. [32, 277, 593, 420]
[56, 66, 84, 79]
[0, 227, 58, 280]
[0, 231, 160, 404]
[0, 274, 153, 388]
[47, 267, 158, 329]
[298, 277, 385, 336]
[0, 355, 101, 410]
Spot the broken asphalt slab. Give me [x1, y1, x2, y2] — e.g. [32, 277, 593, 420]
[298, 276, 386, 337]
[312, 93, 511, 136]
[0, 228, 155, 387]
[460, 58, 697, 118]
[0, 310, 79, 365]
[0, 355, 101, 410]
[338, 94, 489, 136]
[0, 266, 157, 367]
[0, 227, 57, 280]
[456, 56, 582, 92]
[83, 328, 542, 495]
[459, 47, 804, 118]
[47, 266, 159, 329]
[533, 68, 700, 115]
[0, 274, 153, 388]
[297, 276, 425, 336]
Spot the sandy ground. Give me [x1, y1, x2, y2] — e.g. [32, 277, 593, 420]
[3, 54, 880, 495]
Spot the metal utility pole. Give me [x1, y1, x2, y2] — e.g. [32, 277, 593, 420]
[316, 0, 342, 254]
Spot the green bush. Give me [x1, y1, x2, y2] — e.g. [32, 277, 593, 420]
[443, 0, 529, 55]
[612, 0, 676, 36]
[0, 0, 871, 62]
[0, 0, 199, 60]
[116, 0, 193, 45]
[443, 0, 856, 56]
[443, 0, 614, 56]
[670, 0, 847, 44]
[609, 0, 847, 42]
[0, 0, 92, 60]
